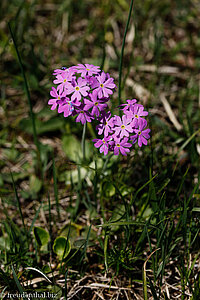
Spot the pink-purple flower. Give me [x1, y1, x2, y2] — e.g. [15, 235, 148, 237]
[112, 137, 132, 156]
[119, 99, 137, 112]
[66, 77, 90, 103]
[48, 87, 67, 110]
[93, 72, 116, 98]
[74, 105, 94, 124]
[126, 104, 148, 127]
[75, 64, 100, 77]
[53, 72, 73, 93]
[53, 66, 77, 76]
[93, 136, 111, 156]
[84, 91, 108, 117]
[113, 115, 134, 139]
[57, 98, 74, 117]
[96, 111, 115, 137]
[130, 119, 151, 147]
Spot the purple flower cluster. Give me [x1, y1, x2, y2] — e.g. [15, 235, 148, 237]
[49, 64, 115, 125]
[93, 99, 150, 156]
[49, 64, 150, 156]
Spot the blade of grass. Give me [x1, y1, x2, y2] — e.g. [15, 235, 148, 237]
[80, 224, 92, 264]
[177, 167, 190, 198]
[3, 219, 16, 254]
[11, 266, 24, 298]
[182, 197, 187, 243]
[143, 248, 160, 300]
[13, 0, 26, 24]
[48, 193, 52, 242]
[100, 41, 106, 70]
[64, 243, 85, 265]
[0, 286, 8, 300]
[179, 129, 200, 153]
[8, 21, 41, 173]
[93, 159, 97, 205]
[129, 174, 158, 208]
[47, 192, 56, 286]
[148, 277, 159, 300]
[104, 231, 109, 273]
[64, 268, 68, 300]
[118, 0, 135, 108]
[185, 252, 200, 287]
[145, 222, 157, 282]
[28, 201, 43, 236]
[187, 177, 200, 206]
[149, 167, 158, 212]
[190, 228, 200, 247]
[52, 154, 60, 220]
[172, 129, 200, 176]
[97, 220, 162, 230]
[10, 171, 27, 236]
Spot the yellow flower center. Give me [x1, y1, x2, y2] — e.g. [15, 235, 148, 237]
[116, 143, 120, 147]
[86, 68, 90, 71]
[103, 140, 105, 144]
[100, 84, 104, 88]
[105, 121, 108, 125]
[63, 79, 67, 83]
[138, 131, 141, 135]
[121, 125, 125, 129]
[58, 96, 60, 100]
[94, 102, 98, 106]
[75, 87, 80, 91]
[135, 114, 139, 118]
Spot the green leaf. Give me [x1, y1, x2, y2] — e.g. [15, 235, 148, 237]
[30, 175, 42, 194]
[33, 226, 49, 247]
[110, 204, 126, 223]
[62, 135, 91, 162]
[62, 135, 82, 162]
[38, 142, 53, 167]
[53, 236, 71, 260]
[2, 148, 19, 162]
[0, 236, 10, 251]
[192, 207, 200, 212]
[19, 117, 64, 135]
[58, 223, 81, 246]
[60, 168, 88, 185]
[102, 181, 116, 197]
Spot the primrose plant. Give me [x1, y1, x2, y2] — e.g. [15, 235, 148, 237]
[48, 64, 150, 156]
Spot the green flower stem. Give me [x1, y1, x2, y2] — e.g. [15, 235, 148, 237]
[101, 153, 113, 177]
[118, 0, 135, 108]
[81, 122, 87, 161]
